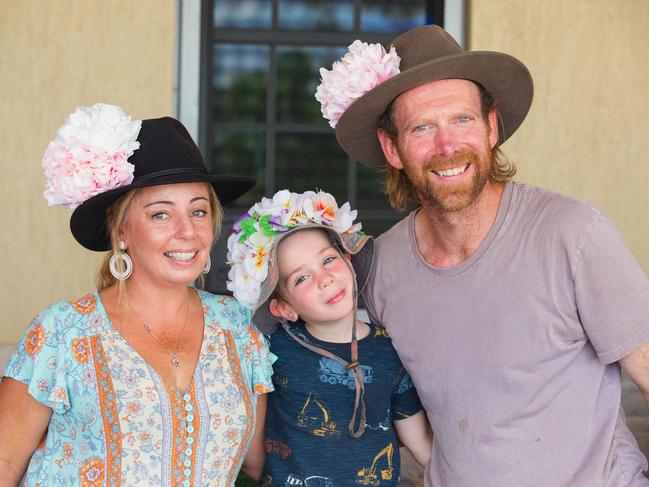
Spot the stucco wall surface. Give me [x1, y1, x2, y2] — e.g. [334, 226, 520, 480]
[0, 0, 176, 343]
[469, 0, 649, 273]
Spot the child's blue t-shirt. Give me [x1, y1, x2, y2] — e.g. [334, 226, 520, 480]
[261, 322, 423, 486]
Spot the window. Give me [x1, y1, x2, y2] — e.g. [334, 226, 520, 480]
[176, 0, 465, 293]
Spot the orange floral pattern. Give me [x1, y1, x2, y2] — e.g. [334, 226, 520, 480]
[71, 338, 90, 363]
[244, 324, 266, 357]
[62, 443, 74, 463]
[223, 330, 255, 485]
[91, 335, 121, 487]
[70, 294, 96, 314]
[78, 457, 105, 487]
[25, 324, 45, 357]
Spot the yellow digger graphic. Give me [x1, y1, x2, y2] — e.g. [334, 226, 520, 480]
[356, 443, 394, 485]
[297, 392, 339, 437]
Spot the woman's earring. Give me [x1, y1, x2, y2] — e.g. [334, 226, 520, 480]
[109, 240, 133, 280]
[202, 254, 211, 274]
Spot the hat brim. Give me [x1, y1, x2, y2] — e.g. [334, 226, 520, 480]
[251, 225, 374, 335]
[70, 173, 255, 251]
[335, 51, 534, 168]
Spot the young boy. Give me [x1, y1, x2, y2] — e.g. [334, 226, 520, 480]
[227, 190, 431, 486]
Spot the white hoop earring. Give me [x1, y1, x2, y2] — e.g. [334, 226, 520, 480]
[109, 241, 133, 281]
[202, 254, 211, 274]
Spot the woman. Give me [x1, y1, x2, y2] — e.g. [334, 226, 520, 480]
[0, 104, 273, 486]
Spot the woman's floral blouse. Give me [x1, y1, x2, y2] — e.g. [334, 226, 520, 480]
[4, 290, 274, 486]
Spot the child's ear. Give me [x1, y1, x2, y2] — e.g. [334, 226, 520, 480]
[269, 298, 299, 322]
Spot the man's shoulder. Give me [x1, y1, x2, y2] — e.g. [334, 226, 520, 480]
[512, 182, 604, 230]
[375, 210, 414, 252]
[515, 182, 599, 212]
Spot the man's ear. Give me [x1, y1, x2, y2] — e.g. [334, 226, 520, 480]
[269, 298, 299, 322]
[487, 108, 499, 148]
[377, 129, 404, 170]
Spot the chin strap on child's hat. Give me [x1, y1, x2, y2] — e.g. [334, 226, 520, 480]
[280, 256, 367, 438]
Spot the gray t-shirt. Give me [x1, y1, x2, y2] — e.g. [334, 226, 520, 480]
[365, 182, 649, 487]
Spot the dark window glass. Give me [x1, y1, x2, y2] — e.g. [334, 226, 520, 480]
[275, 133, 349, 203]
[276, 46, 346, 125]
[278, 0, 354, 30]
[204, 0, 443, 293]
[361, 0, 429, 32]
[212, 45, 269, 124]
[356, 161, 393, 211]
[213, 0, 272, 28]
[356, 216, 401, 238]
[211, 130, 266, 207]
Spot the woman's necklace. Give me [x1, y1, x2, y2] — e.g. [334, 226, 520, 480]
[133, 298, 191, 368]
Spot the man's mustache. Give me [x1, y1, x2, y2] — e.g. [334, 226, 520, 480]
[422, 150, 480, 173]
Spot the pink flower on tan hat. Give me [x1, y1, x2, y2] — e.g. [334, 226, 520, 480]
[42, 103, 141, 209]
[315, 40, 400, 128]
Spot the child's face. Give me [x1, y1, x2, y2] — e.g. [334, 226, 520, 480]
[272, 229, 355, 325]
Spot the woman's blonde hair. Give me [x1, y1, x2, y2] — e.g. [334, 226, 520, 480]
[96, 183, 223, 292]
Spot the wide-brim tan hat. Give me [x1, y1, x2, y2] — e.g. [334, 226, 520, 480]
[252, 225, 374, 335]
[335, 24, 534, 168]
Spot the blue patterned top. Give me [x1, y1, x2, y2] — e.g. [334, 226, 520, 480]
[4, 290, 274, 487]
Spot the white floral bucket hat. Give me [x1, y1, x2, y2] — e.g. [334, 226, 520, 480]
[226, 189, 374, 437]
[226, 189, 374, 335]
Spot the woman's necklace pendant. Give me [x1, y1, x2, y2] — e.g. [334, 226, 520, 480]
[171, 353, 181, 368]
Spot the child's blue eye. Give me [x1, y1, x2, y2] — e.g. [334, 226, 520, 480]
[323, 256, 336, 265]
[295, 275, 307, 286]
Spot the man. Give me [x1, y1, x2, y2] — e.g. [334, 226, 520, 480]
[320, 25, 649, 486]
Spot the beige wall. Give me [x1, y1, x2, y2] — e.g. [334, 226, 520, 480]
[0, 1, 176, 343]
[469, 0, 649, 272]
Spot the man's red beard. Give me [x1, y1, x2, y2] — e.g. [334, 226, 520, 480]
[399, 148, 493, 213]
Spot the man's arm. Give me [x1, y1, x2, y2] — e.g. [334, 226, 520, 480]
[241, 393, 267, 480]
[619, 341, 649, 406]
[0, 377, 52, 485]
[393, 410, 432, 467]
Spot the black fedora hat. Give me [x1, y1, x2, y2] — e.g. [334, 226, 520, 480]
[334, 25, 534, 167]
[70, 116, 255, 251]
